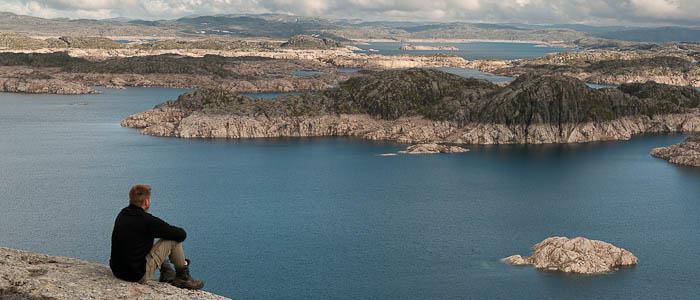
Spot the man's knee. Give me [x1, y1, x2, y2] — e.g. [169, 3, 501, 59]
[154, 239, 181, 250]
[149, 240, 180, 262]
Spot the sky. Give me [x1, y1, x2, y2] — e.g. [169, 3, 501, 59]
[0, 0, 699, 26]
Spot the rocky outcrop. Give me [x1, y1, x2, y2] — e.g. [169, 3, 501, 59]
[502, 237, 638, 274]
[0, 247, 226, 299]
[401, 143, 468, 154]
[400, 44, 459, 51]
[0, 77, 95, 94]
[122, 70, 700, 144]
[651, 135, 700, 167]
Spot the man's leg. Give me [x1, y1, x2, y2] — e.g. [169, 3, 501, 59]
[140, 239, 187, 282]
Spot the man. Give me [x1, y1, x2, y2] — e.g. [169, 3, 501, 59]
[110, 184, 204, 290]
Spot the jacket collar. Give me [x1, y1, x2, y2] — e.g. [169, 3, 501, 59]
[127, 204, 144, 211]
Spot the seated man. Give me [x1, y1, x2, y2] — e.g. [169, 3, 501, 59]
[110, 184, 204, 290]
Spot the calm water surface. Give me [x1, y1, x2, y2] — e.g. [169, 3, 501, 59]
[1, 88, 699, 299]
[291, 70, 324, 77]
[354, 42, 572, 60]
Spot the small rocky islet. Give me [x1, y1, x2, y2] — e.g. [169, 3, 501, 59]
[122, 68, 700, 145]
[401, 143, 469, 154]
[502, 237, 638, 274]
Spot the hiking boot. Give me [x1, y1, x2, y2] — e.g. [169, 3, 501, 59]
[159, 260, 176, 283]
[171, 259, 205, 290]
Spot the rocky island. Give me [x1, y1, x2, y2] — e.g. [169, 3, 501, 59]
[651, 135, 700, 167]
[122, 69, 700, 145]
[401, 143, 469, 154]
[0, 247, 226, 299]
[502, 237, 638, 274]
[400, 44, 459, 51]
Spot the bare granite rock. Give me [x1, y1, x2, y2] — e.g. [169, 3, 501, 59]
[401, 143, 469, 154]
[0, 247, 228, 300]
[502, 237, 638, 274]
[651, 135, 700, 167]
[122, 106, 700, 145]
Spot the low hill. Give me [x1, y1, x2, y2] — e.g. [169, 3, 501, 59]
[168, 69, 700, 125]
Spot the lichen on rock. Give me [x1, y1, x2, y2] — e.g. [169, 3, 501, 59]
[0, 247, 227, 299]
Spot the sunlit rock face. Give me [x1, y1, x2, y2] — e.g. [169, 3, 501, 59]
[502, 236, 638, 274]
[651, 135, 700, 167]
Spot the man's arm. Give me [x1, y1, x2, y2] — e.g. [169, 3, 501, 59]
[148, 214, 187, 242]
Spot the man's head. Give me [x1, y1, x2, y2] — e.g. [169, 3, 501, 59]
[129, 184, 151, 211]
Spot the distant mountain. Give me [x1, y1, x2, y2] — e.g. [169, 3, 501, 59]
[169, 15, 340, 38]
[594, 27, 700, 43]
[1, 11, 699, 44]
[507, 23, 632, 34]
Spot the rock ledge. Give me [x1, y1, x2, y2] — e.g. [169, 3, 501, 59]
[0, 247, 227, 299]
[502, 237, 638, 274]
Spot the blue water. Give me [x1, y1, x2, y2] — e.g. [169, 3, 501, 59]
[1, 88, 700, 300]
[292, 70, 324, 77]
[435, 67, 514, 83]
[587, 83, 616, 89]
[435, 68, 621, 89]
[354, 42, 572, 60]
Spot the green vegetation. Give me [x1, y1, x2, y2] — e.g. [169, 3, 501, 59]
[280, 35, 341, 49]
[134, 39, 276, 51]
[586, 56, 694, 72]
[172, 69, 700, 126]
[0, 33, 124, 49]
[0, 52, 277, 77]
[0, 52, 84, 67]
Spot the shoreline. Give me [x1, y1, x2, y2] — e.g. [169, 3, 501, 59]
[121, 109, 700, 145]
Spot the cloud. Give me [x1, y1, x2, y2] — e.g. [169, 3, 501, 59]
[0, 0, 699, 25]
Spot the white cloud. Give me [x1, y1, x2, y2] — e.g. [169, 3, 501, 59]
[630, 0, 681, 18]
[0, 0, 698, 25]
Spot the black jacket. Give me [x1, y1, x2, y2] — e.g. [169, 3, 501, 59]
[110, 204, 187, 282]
